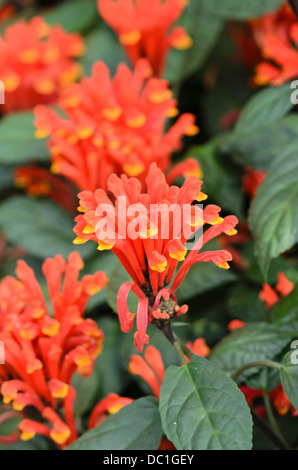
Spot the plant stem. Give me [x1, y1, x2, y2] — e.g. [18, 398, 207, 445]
[263, 390, 289, 450]
[159, 322, 194, 364]
[232, 360, 282, 382]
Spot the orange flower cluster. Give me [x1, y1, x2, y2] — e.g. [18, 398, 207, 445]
[73, 163, 238, 352]
[250, 3, 298, 85]
[98, 0, 192, 75]
[34, 58, 199, 192]
[0, 252, 107, 447]
[0, 16, 84, 113]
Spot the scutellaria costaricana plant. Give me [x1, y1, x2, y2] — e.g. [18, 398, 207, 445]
[34, 58, 200, 192]
[0, 16, 84, 113]
[73, 163, 238, 352]
[0, 252, 107, 447]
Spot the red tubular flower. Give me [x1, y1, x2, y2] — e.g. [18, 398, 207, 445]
[14, 165, 77, 213]
[228, 319, 246, 331]
[249, 3, 298, 86]
[259, 272, 294, 309]
[0, 252, 108, 447]
[73, 163, 238, 352]
[98, 0, 192, 75]
[34, 58, 200, 192]
[0, 16, 84, 114]
[242, 166, 266, 199]
[88, 393, 133, 429]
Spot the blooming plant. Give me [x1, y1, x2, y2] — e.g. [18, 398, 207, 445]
[0, 0, 298, 453]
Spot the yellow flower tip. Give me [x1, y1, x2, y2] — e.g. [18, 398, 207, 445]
[19, 48, 39, 64]
[166, 107, 179, 118]
[73, 237, 88, 245]
[86, 284, 102, 296]
[150, 90, 173, 104]
[77, 206, 87, 213]
[123, 163, 145, 177]
[21, 431, 36, 442]
[140, 225, 158, 239]
[34, 79, 56, 95]
[227, 228, 238, 236]
[62, 95, 81, 108]
[3, 75, 21, 92]
[42, 321, 60, 337]
[59, 63, 83, 86]
[149, 260, 168, 273]
[82, 224, 95, 235]
[97, 241, 114, 251]
[184, 167, 203, 180]
[51, 146, 61, 157]
[254, 74, 269, 86]
[12, 401, 25, 411]
[108, 139, 121, 150]
[34, 128, 50, 139]
[126, 114, 146, 128]
[50, 429, 71, 446]
[169, 249, 187, 262]
[77, 127, 94, 140]
[109, 403, 123, 415]
[186, 124, 199, 136]
[217, 262, 230, 270]
[20, 330, 36, 341]
[3, 395, 13, 404]
[197, 192, 208, 202]
[210, 217, 224, 226]
[26, 361, 43, 375]
[50, 163, 60, 174]
[120, 30, 141, 46]
[51, 384, 69, 399]
[42, 46, 60, 64]
[173, 33, 193, 50]
[33, 308, 46, 319]
[102, 107, 122, 121]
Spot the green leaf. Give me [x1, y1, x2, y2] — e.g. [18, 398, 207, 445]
[72, 372, 100, 419]
[210, 323, 290, 378]
[67, 397, 163, 450]
[159, 355, 253, 450]
[0, 112, 48, 165]
[95, 317, 130, 396]
[280, 351, 298, 410]
[218, 114, 298, 170]
[226, 284, 266, 322]
[199, 0, 283, 20]
[248, 142, 298, 276]
[81, 24, 128, 77]
[235, 83, 294, 135]
[0, 196, 93, 259]
[43, 0, 98, 33]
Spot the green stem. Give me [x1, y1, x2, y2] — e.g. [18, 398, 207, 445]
[232, 360, 282, 382]
[159, 322, 193, 364]
[173, 339, 188, 366]
[263, 390, 289, 450]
